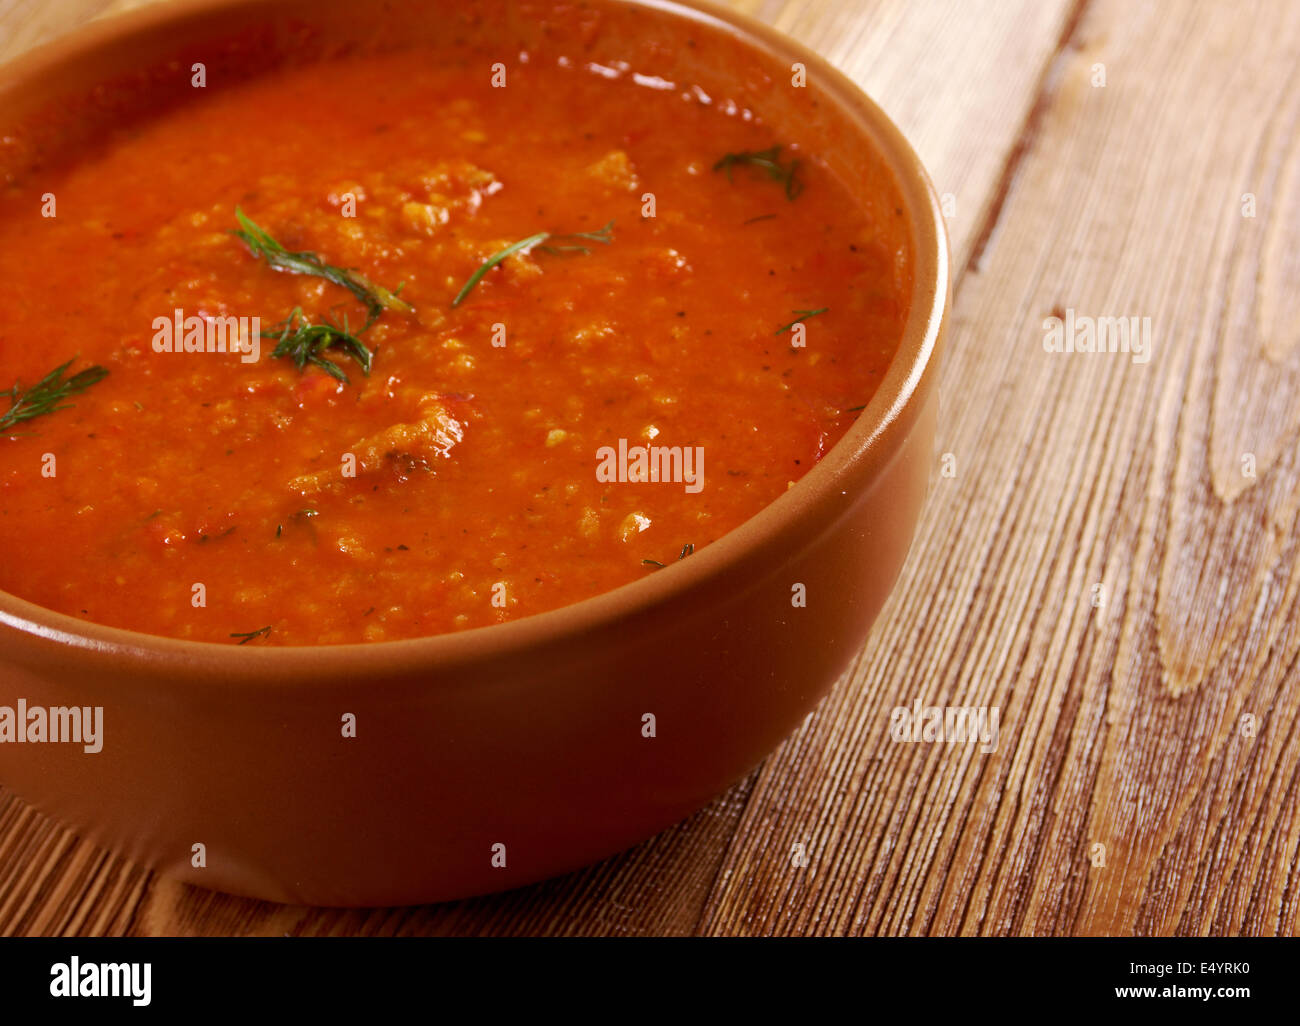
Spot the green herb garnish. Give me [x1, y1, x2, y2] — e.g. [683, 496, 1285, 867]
[230, 625, 272, 645]
[233, 208, 412, 326]
[775, 307, 829, 334]
[1, 360, 108, 433]
[643, 543, 696, 570]
[452, 221, 615, 307]
[846, 403, 867, 412]
[262, 307, 372, 383]
[713, 146, 803, 200]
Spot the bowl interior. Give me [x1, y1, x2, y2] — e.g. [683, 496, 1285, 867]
[0, 0, 948, 671]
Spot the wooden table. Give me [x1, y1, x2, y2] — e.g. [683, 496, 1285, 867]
[1, 0, 1297, 937]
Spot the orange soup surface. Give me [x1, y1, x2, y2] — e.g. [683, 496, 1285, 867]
[0, 36, 911, 645]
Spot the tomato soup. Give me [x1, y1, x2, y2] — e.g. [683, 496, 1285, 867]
[0, 29, 911, 645]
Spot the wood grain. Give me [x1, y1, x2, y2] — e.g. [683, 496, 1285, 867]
[701, 0, 1300, 937]
[0, 0, 1296, 936]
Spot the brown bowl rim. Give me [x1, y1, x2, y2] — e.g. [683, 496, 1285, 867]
[0, 0, 949, 682]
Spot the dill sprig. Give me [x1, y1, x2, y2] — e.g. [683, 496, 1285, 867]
[775, 307, 829, 334]
[534, 222, 616, 255]
[230, 625, 272, 645]
[233, 208, 412, 326]
[452, 221, 615, 308]
[1, 360, 108, 433]
[263, 307, 372, 384]
[713, 146, 804, 200]
[642, 543, 696, 569]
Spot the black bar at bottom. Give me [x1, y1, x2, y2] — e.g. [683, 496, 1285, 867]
[0, 937, 1285, 1014]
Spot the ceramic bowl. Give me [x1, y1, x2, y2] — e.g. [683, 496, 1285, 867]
[0, 0, 948, 906]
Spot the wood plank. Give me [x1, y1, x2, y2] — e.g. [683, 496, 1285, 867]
[0, 0, 118, 63]
[0, 0, 1089, 936]
[698, 0, 1300, 936]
